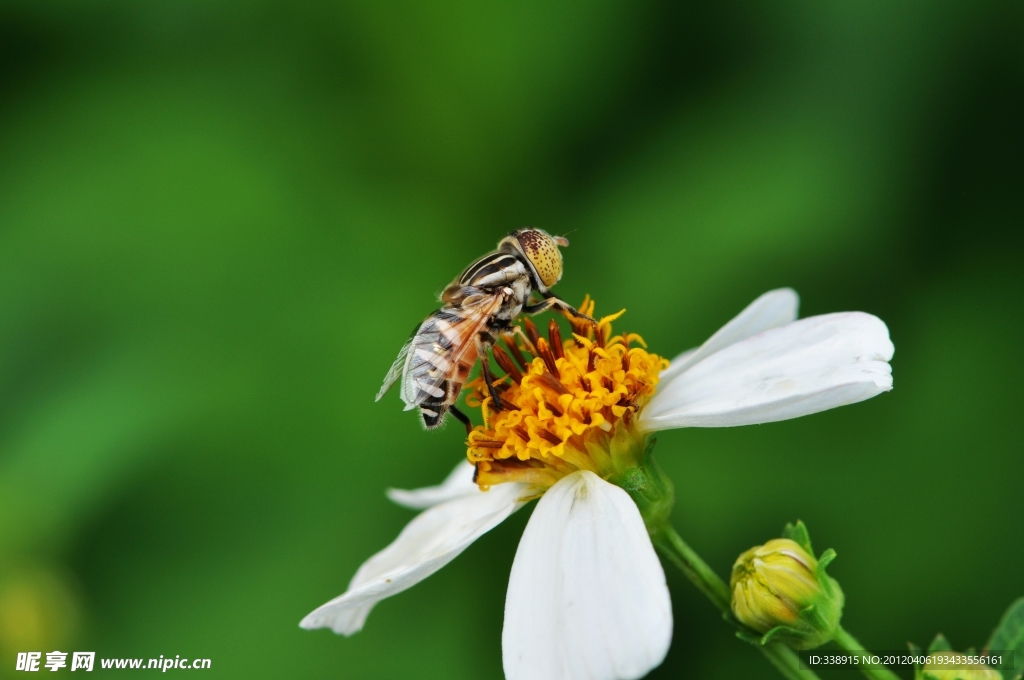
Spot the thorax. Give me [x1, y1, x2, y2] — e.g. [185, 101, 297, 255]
[442, 252, 533, 317]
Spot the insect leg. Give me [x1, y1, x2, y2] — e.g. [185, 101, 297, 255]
[523, 294, 596, 324]
[476, 334, 509, 411]
[502, 325, 541, 364]
[480, 355, 507, 411]
[448, 405, 473, 435]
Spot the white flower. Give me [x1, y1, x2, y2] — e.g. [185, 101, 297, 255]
[301, 289, 894, 680]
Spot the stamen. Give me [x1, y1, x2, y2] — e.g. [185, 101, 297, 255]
[569, 295, 596, 338]
[513, 325, 539, 358]
[543, 398, 563, 417]
[535, 370, 571, 396]
[534, 428, 563, 446]
[465, 300, 668, 490]
[536, 338, 559, 376]
[523, 317, 541, 349]
[502, 334, 530, 372]
[492, 345, 523, 383]
[548, 320, 564, 360]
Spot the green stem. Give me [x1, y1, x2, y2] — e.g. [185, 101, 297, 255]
[652, 525, 821, 680]
[762, 645, 822, 680]
[652, 521, 730, 609]
[833, 625, 903, 680]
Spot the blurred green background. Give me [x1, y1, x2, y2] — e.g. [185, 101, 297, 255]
[1, 1, 1022, 678]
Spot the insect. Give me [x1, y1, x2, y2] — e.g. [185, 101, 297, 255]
[376, 228, 593, 433]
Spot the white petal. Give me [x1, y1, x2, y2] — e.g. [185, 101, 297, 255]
[659, 288, 800, 383]
[386, 459, 478, 509]
[641, 312, 893, 429]
[301, 481, 529, 635]
[659, 348, 697, 382]
[503, 471, 672, 680]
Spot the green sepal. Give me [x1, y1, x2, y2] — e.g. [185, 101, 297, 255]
[623, 439, 676, 536]
[760, 623, 810, 647]
[797, 602, 830, 635]
[987, 597, 1024, 680]
[641, 436, 658, 461]
[909, 642, 925, 679]
[929, 633, 954, 653]
[735, 630, 764, 646]
[817, 548, 837, 571]
[754, 600, 839, 650]
[816, 548, 839, 599]
[782, 520, 814, 555]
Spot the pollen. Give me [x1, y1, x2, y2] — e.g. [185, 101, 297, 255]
[466, 297, 669, 489]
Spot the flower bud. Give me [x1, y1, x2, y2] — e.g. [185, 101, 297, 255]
[922, 660, 1002, 680]
[730, 537, 843, 649]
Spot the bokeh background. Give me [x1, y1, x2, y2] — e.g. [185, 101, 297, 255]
[1, 1, 1022, 678]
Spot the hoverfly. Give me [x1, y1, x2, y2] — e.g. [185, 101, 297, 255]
[376, 228, 592, 432]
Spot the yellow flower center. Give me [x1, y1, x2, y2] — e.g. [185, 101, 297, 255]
[466, 297, 668, 490]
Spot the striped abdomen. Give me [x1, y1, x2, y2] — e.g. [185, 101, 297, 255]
[401, 309, 480, 428]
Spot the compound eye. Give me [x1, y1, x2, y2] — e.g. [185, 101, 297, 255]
[516, 229, 564, 288]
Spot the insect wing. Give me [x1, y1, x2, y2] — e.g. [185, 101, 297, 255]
[375, 337, 413, 402]
[400, 294, 503, 408]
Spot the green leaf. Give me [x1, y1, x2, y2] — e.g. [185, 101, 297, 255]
[782, 520, 814, 555]
[987, 598, 1024, 680]
[987, 597, 1024, 651]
